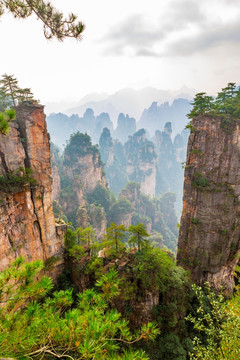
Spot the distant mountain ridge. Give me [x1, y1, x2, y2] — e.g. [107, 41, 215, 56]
[45, 86, 196, 125]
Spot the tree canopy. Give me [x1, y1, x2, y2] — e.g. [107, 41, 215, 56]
[188, 83, 240, 120]
[0, 74, 36, 107]
[0, 0, 85, 40]
[0, 257, 159, 359]
[128, 223, 150, 251]
[104, 222, 127, 253]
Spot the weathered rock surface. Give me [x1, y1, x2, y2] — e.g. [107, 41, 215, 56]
[0, 104, 65, 275]
[177, 116, 240, 295]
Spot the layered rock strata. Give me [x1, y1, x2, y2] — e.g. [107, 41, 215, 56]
[177, 116, 240, 295]
[0, 104, 65, 276]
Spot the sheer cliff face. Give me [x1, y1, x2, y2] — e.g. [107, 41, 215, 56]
[177, 116, 240, 295]
[0, 104, 64, 274]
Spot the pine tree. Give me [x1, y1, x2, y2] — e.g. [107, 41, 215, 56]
[0, 0, 85, 40]
[16, 87, 35, 103]
[187, 92, 214, 119]
[76, 226, 96, 246]
[0, 258, 159, 359]
[104, 223, 126, 253]
[128, 223, 150, 251]
[0, 74, 37, 106]
[0, 88, 12, 111]
[0, 74, 19, 106]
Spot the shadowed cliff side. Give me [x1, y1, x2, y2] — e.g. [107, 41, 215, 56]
[0, 104, 65, 277]
[177, 115, 240, 296]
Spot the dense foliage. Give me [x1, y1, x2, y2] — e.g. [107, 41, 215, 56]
[0, 257, 159, 360]
[186, 282, 240, 359]
[64, 132, 101, 165]
[9, 220, 240, 359]
[3, 225, 240, 359]
[87, 184, 111, 213]
[65, 223, 193, 360]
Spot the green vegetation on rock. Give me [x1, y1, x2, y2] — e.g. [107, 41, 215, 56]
[0, 107, 15, 134]
[64, 132, 100, 165]
[0, 167, 37, 193]
[187, 83, 240, 134]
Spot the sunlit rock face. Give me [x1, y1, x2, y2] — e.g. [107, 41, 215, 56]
[177, 115, 240, 296]
[0, 104, 64, 276]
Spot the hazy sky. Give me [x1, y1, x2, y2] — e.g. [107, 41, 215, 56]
[0, 0, 239, 104]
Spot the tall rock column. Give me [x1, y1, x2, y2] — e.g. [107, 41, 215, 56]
[0, 104, 65, 275]
[177, 116, 240, 295]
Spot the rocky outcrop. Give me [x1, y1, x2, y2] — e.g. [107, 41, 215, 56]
[177, 115, 240, 295]
[47, 108, 114, 147]
[125, 129, 157, 197]
[0, 104, 65, 276]
[60, 132, 107, 236]
[64, 152, 106, 195]
[139, 98, 191, 136]
[114, 113, 136, 143]
[153, 123, 186, 218]
[99, 129, 127, 197]
[99, 127, 114, 167]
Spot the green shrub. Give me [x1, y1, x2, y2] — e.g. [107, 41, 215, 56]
[192, 172, 208, 188]
[0, 167, 37, 193]
[191, 217, 201, 225]
[0, 108, 16, 134]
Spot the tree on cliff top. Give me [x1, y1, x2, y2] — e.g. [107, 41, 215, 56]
[188, 83, 240, 120]
[0, 0, 85, 41]
[0, 74, 36, 107]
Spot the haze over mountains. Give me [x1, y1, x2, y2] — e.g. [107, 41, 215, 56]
[45, 85, 196, 124]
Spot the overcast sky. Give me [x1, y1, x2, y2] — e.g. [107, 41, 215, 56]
[0, 0, 239, 104]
